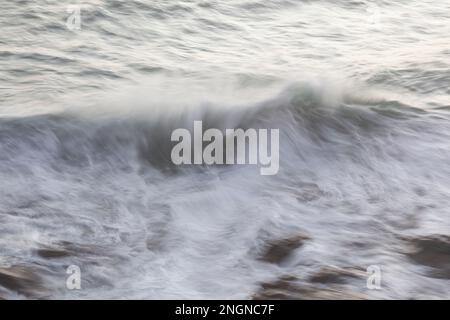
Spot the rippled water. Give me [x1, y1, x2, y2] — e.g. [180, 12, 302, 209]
[0, 0, 449, 299]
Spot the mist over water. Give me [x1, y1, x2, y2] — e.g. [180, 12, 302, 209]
[0, 1, 449, 299]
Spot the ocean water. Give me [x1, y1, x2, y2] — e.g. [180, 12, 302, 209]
[0, 0, 449, 299]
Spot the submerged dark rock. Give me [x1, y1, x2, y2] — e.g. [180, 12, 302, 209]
[0, 266, 45, 298]
[253, 274, 367, 300]
[36, 249, 72, 259]
[259, 234, 310, 264]
[309, 266, 365, 284]
[404, 235, 450, 279]
[253, 275, 303, 300]
[35, 240, 105, 259]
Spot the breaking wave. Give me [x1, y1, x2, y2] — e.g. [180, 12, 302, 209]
[1, 0, 450, 299]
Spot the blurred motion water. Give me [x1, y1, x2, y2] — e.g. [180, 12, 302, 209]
[0, 0, 449, 299]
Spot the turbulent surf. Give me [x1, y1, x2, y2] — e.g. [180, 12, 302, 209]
[0, 0, 449, 299]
